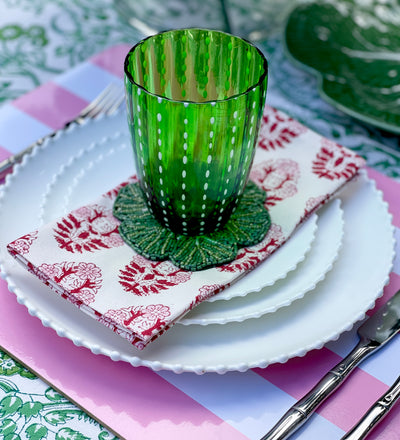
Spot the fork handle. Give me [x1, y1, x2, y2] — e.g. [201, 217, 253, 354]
[340, 374, 400, 440]
[261, 339, 376, 440]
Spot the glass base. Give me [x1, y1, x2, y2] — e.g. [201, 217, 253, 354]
[113, 180, 271, 271]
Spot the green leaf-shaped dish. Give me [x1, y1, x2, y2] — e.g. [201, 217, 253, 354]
[284, 0, 400, 133]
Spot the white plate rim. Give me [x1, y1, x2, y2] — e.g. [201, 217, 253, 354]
[181, 198, 344, 325]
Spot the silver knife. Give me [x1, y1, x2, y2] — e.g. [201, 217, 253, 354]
[261, 289, 400, 440]
[340, 373, 400, 440]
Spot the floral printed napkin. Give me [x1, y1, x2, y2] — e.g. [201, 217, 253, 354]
[7, 106, 365, 349]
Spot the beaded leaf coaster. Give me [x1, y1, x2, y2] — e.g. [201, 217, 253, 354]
[113, 181, 271, 271]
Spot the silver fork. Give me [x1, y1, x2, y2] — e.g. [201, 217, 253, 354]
[0, 82, 125, 179]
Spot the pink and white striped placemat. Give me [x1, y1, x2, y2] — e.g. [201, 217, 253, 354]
[0, 44, 399, 440]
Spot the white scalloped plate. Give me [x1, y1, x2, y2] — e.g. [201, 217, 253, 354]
[0, 112, 395, 374]
[39, 123, 317, 304]
[180, 198, 343, 325]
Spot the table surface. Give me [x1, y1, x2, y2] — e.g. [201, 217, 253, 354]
[0, 1, 399, 439]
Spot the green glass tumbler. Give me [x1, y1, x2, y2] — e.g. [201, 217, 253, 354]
[124, 28, 268, 236]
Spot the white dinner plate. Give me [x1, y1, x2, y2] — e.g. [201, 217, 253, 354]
[41, 132, 341, 324]
[181, 198, 343, 325]
[39, 116, 317, 303]
[0, 111, 395, 374]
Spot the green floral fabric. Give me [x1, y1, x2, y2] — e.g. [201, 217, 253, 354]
[0, 0, 140, 103]
[0, 0, 399, 177]
[0, 351, 117, 439]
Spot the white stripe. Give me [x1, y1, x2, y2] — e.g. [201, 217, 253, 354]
[362, 337, 400, 385]
[157, 370, 343, 439]
[54, 62, 123, 102]
[291, 414, 344, 439]
[0, 105, 50, 153]
[0, 63, 123, 154]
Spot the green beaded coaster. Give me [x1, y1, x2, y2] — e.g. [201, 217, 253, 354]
[113, 181, 271, 271]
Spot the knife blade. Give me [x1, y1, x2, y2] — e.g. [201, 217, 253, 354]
[260, 289, 400, 440]
[340, 373, 400, 440]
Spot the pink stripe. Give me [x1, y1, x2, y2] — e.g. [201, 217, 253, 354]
[0, 145, 12, 182]
[255, 348, 390, 432]
[318, 368, 389, 432]
[12, 82, 88, 130]
[254, 348, 341, 401]
[90, 43, 132, 78]
[0, 279, 246, 440]
[366, 401, 400, 440]
[367, 167, 400, 228]
[0, 145, 10, 162]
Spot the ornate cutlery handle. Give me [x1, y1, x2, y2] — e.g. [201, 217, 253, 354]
[261, 339, 376, 440]
[340, 374, 400, 440]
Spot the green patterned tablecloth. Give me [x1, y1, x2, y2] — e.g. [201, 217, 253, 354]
[1, 0, 399, 176]
[0, 1, 399, 439]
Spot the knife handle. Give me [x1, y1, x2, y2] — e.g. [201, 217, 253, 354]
[261, 339, 376, 440]
[340, 374, 400, 440]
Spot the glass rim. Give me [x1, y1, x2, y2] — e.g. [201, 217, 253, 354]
[124, 28, 268, 105]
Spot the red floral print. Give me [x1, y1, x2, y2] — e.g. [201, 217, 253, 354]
[103, 304, 171, 338]
[26, 262, 52, 286]
[218, 223, 285, 273]
[305, 194, 329, 217]
[25, 262, 85, 307]
[53, 204, 124, 253]
[37, 261, 102, 304]
[251, 159, 300, 206]
[313, 138, 364, 180]
[119, 255, 191, 296]
[8, 231, 38, 255]
[188, 284, 225, 310]
[258, 106, 307, 151]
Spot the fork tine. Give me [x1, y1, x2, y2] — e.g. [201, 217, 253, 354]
[105, 91, 126, 115]
[97, 83, 125, 116]
[81, 83, 124, 119]
[79, 84, 115, 117]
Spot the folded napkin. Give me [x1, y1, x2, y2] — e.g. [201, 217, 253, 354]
[7, 106, 365, 349]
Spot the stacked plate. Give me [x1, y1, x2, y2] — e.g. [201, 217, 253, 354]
[0, 110, 395, 374]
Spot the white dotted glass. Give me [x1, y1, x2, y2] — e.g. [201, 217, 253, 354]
[124, 28, 268, 235]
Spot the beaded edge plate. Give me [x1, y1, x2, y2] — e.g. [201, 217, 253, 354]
[181, 198, 343, 325]
[39, 127, 317, 304]
[0, 113, 394, 374]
